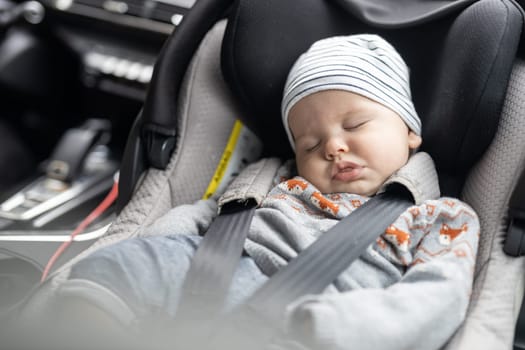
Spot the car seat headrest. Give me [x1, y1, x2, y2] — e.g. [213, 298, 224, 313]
[221, 0, 523, 196]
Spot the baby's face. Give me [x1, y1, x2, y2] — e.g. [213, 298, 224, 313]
[288, 90, 422, 195]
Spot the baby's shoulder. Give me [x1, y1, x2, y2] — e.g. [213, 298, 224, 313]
[416, 197, 477, 220]
[388, 197, 479, 253]
[396, 197, 478, 234]
[402, 197, 479, 240]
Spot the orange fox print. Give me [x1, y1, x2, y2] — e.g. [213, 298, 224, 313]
[311, 191, 339, 216]
[385, 225, 411, 252]
[444, 199, 456, 208]
[409, 207, 420, 218]
[439, 223, 468, 245]
[329, 193, 342, 201]
[281, 179, 308, 194]
[425, 204, 436, 216]
[351, 199, 362, 208]
[454, 248, 468, 258]
[376, 237, 387, 250]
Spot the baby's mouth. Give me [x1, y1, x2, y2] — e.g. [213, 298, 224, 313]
[332, 161, 363, 182]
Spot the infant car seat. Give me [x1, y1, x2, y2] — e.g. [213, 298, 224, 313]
[14, 0, 525, 349]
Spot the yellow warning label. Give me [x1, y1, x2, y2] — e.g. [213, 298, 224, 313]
[202, 120, 243, 199]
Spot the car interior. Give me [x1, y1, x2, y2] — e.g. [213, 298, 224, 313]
[0, 0, 189, 305]
[2, 0, 525, 348]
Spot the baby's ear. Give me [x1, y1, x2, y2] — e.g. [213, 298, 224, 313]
[408, 131, 422, 150]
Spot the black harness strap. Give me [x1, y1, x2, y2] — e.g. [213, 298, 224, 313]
[174, 187, 413, 348]
[245, 190, 413, 322]
[176, 201, 257, 315]
[208, 189, 413, 349]
[172, 201, 257, 346]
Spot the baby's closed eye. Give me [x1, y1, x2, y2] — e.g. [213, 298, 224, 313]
[343, 119, 369, 131]
[305, 141, 321, 152]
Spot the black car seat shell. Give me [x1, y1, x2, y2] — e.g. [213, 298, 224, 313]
[13, 0, 525, 348]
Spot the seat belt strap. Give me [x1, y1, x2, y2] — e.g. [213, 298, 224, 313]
[244, 190, 413, 322]
[175, 188, 412, 348]
[208, 189, 413, 349]
[174, 201, 257, 321]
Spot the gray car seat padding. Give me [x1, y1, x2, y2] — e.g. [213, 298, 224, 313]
[445, 61, 525, 350]
[17, 21, 236, 314]
[112, 20, 239, 237]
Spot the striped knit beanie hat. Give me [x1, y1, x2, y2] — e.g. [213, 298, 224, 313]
[282, 34, 421, 150]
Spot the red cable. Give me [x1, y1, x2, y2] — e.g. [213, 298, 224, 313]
[40, 180, 119, 282]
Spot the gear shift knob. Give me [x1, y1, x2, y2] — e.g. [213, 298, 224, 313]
[46, 119, 111, 183]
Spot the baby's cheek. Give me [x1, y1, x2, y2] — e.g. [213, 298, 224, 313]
[304, 174, 329, 193]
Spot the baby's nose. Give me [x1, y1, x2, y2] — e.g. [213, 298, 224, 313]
[325, 138, 349, 159]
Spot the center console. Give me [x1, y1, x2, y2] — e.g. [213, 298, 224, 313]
[0, 119, 119, 304]
[0, 0, 196, 307]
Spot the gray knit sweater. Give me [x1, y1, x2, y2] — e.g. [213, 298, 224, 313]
[144, 152, 479, 350]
